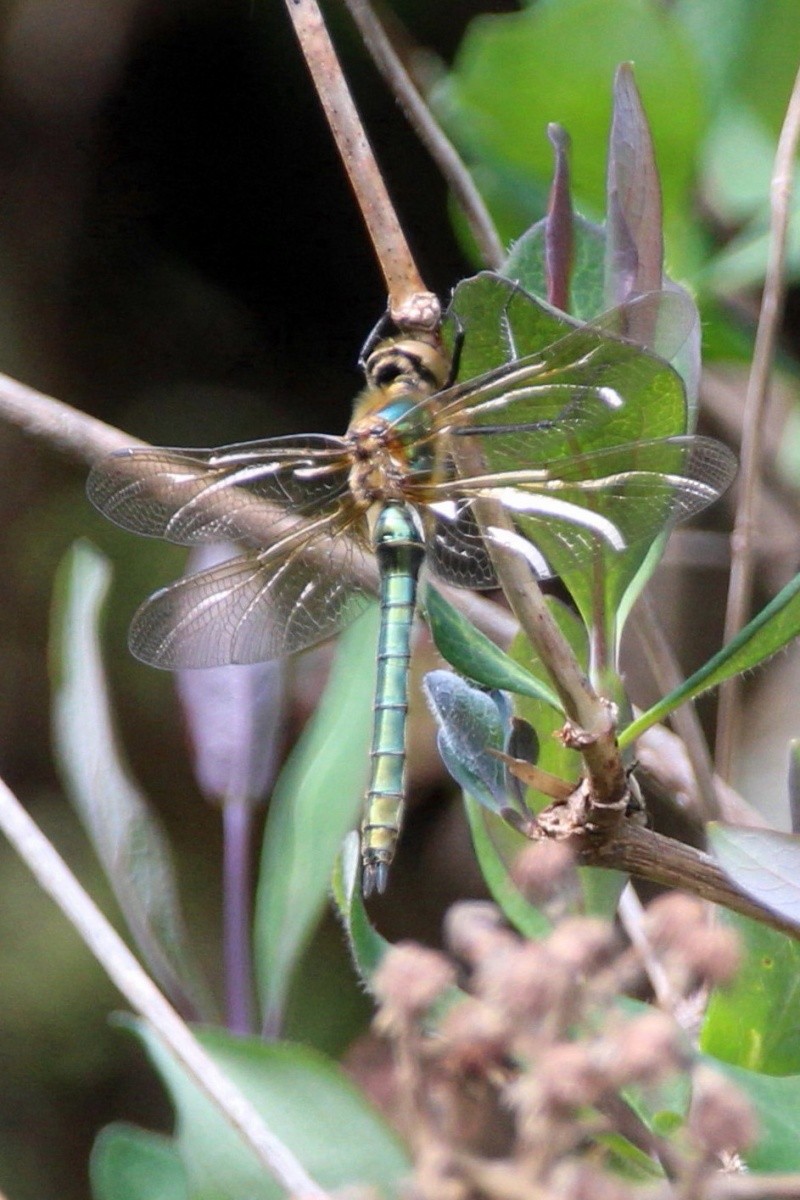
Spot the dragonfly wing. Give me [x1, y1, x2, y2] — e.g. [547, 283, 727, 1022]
[425, 505, 498, 589]
[428, 436, 736, 580]
[129, 519, 374, 668]
[589, 287, 697, 362]
[87, 434, 351, 546]
[395, 283, 696, 454]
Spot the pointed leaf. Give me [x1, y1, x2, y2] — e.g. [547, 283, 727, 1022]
[131, 1021, 410, 1200]
[91, 1124, 188, 1200]
[255, 605, 378, 1032]
[423, 585, 561, 711]
[175, 544, 287, 807]
[331, 832, 390, 986]
[50, 541, 213, 1019]
[707, 824, 800, 931]
[620, 572, 800, 748]
[463, 795, 551, 939]
[424, 670, 510, 816]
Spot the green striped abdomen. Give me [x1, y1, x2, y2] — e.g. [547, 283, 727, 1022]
[361, 502, 425, 897]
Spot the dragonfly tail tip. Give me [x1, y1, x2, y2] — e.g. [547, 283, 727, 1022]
[362, 859, 390, 898]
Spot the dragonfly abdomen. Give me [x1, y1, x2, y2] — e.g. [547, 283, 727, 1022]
[361, 502, 425, 897]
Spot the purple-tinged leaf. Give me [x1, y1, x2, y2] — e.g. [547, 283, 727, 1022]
[605, 63, 663, 309]
[708, 824, 800, 930]
[51, 541, 215, 1020]
[545, 123, 574, 311]
[175, 544, 287, 809]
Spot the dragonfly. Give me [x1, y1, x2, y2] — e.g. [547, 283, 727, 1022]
[87, 273, 736, 896]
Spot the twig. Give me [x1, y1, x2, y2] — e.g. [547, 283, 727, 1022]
[0, 773, 329, 1199]
[557, 818, 800, 940]
[716, 62, 800, 780]
[632, 591, 721, 821]
[340, 0, 505, 269]
[283, 0, 438, 330]
[617, 884, 682, 1011]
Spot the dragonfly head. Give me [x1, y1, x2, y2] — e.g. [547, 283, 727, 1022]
[362, 334, 450, 402]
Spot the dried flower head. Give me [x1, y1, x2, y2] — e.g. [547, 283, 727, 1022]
[688, 1066, 758, 1157]
[512, 840, 578, 906]
[679, 926, 741, 987]
[471, 939, 573, 1026]
[372, 942, 455, 1024]
[544, 917, 619, 974]
[604, 1010, 689, 1087]
[643, 894, 706, 952]
[443, 901, 517, 967]
[435, 997, 511, 1078]
[549, 1161, 637, 1200]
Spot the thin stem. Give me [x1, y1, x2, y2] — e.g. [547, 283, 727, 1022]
[282, 0, 438, 329]
[0, 773, 329, 1199]
[632, 591, 721, 821]
[223, 799, 256, 1036]
[716, 62, 800, 781]
[341, 0, 505, 270]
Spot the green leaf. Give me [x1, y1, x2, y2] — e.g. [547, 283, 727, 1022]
[50, 541, 213, 1019]
[423, 585, 562, 712]
[132, 1021, 410, 1200]
[707, 824, 800, 932]
[255, 604, 378, 1032]
[424, 670, 509, 817]
[437, 0, 706, 272]
[91, 1124, 188, 1200]
[620, 572, 800, 748]
[504, 213, 607, 322]
[331, 832, 390, 986]
[463, 795, 551, 939]
[713, 1061, 800, 1171]
[701, 910, 800, 1075]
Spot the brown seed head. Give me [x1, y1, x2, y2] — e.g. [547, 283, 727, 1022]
[544, 917, 618, 974]
[512, 840, 578, 905]
[472, 940, 573, 1026]
[681, 926, 742, 987]
[605, 1010, 689, 1086]
[443, 901, 517, 967]
[436, 997, 511, 1077]
[534, 1041, 613, 1112]
[644, 894, 706, 952]
[372, 942, 455, 1021]
[549, 1162, 636, 1200]
[688, 1066, 758, 1156]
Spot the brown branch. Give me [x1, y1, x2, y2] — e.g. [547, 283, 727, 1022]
[340, 0, 505, 270]
[282, 0, 438, 330]
[538, 815, 800, 940]
[716, 61, 800, 780]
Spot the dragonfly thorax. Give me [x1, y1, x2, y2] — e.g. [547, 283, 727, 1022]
[347, 332, 448, 505]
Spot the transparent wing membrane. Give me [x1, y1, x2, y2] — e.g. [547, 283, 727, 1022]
[87, 434, 351, 546]
[424, 436, 736, 580]
[129, 515, 373, 668]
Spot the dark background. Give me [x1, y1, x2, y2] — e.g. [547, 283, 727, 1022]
[0, 3, 515, 1196]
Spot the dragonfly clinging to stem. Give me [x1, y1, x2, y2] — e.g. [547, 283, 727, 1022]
[87, 272, 736, 896]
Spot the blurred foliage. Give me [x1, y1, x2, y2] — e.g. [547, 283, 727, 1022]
[0, 1, 798, 1198]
